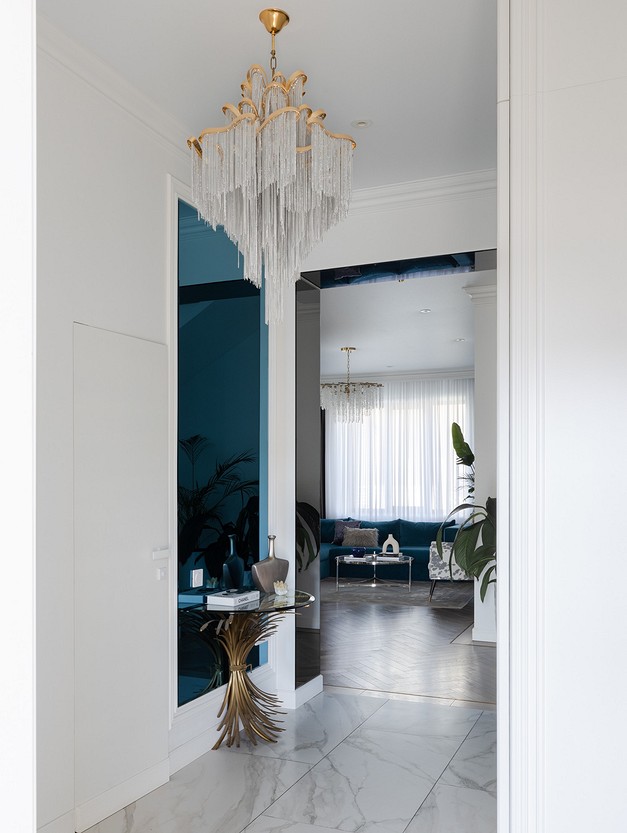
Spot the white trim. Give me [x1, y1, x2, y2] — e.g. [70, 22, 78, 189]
[349, 169, 497, 217]
[74, 759, 170, 833]
[464, 284, 497, 305]
[167, 176, 187, 731]
[37, 16, 190, 164]
[496, 96, 511, 833]
[501, 1, 545, 831]
[279, 675, 324, 710]
[321, 368, 474, 384]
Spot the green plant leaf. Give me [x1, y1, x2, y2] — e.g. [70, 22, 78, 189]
[451, 422, 475, 467]
[479, 564, 497, 601]
[452, 521, 483, 573]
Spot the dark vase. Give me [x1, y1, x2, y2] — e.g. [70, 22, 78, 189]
[222, 534, 245, 590]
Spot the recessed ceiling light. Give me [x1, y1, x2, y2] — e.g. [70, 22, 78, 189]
[351, 119, 373, 129]
[455, 338, 466, 342]
[419, 308, 432, 314]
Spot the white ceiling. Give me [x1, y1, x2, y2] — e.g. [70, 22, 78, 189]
[38, 0, 497, 191]
[38, 0, 497, 375]
[315, 273, 477, 378]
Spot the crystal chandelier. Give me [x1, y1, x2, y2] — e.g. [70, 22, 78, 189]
[320, 347, 383, 423]
[187, 8, 355, 324]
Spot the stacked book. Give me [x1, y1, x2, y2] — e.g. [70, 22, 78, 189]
[178, 588, 260, 608]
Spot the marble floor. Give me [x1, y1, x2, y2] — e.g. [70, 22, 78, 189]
[87, 690, 496, 833]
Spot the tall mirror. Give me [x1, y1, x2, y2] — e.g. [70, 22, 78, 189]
[177, 199, 268, 707]
[295, 276, 322, 687]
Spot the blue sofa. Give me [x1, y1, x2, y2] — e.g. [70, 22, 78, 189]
[320, 518, 458, 582]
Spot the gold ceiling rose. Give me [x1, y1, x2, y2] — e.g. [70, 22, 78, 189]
[187, 8, 355, 324]
[320, 347, 384, 423]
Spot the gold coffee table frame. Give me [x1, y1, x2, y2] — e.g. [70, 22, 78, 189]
[195, 590, 314, 750]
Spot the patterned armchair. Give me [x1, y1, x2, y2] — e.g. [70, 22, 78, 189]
[428, 541, 470, 602]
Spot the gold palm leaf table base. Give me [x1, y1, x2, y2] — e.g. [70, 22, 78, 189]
[198, 591, 314, 750]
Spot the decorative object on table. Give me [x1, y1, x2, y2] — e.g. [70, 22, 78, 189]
[381, 533, 400, 554]
[187, 8, 355, 325]
[296, 501, 321, 571]
[351, 546, 366, 558]
[222, 534, 245, 589]
[273, 580, 288, 596]
[342, 527, 378, 548]
[320, 347, 383, 422]
[251, 534, 289, 592]
[205, 588, 260, 607]
[436, 423, 496, 601]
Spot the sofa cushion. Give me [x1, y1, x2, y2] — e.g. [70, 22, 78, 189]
[320, 518, 336, 543]
[333, 520, 360, 545]
[399, 520, 452, 547]
[342, 527, 378, 547]
[359, 519, 401, 546]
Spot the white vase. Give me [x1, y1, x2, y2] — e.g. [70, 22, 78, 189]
[381, 534, 400, 554]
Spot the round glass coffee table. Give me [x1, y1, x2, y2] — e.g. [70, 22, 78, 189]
[188, 590, 314, 749]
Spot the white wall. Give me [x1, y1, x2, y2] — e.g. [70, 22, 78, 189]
[505, 1, 627, 830]
[0, 3, 35, 832]
[37, 21, 188, 832]
[303, 171, 497, 272]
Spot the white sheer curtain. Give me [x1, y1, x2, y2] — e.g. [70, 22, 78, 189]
[325, 377, 474, 521]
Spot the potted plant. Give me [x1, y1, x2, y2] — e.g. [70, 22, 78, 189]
[436, 423, 496, 601]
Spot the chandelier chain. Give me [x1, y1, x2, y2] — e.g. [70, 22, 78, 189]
[270, 32, 277, 74]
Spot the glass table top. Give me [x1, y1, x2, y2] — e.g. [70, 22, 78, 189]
[183, 589, 315, 614]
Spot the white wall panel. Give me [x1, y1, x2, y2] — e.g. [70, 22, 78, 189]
[73, 324, 169, 829]
[37, 35, 188, 830]
[506, 1, 627, 830]
[541, 74, 627, 832]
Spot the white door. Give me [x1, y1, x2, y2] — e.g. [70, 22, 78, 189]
[73, 323, 169, 831]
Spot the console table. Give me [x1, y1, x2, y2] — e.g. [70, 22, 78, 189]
[185, 590, 314, 749]
[335, 554, 414, 591]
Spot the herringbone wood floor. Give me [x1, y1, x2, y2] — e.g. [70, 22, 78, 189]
[319, 579, 496, 705]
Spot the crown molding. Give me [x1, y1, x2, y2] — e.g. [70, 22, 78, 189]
[348, 169, 497, 217]
[464, 283, 497, 305]
[321, 368, 474, 383]
[37, 15, 190, 164]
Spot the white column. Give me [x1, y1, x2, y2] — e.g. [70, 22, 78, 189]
[464, 282, 497, 643]
[0, 2, 36, 830]
[268, 291, 297, 703]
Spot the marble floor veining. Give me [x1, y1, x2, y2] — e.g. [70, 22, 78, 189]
[87, 691, 496, 833]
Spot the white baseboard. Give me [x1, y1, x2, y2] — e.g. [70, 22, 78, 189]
[472, 625, 497, 644]
[38, 811, 74, 833]
[278, 674, 324, 709]
[74, 759, 169, 832]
